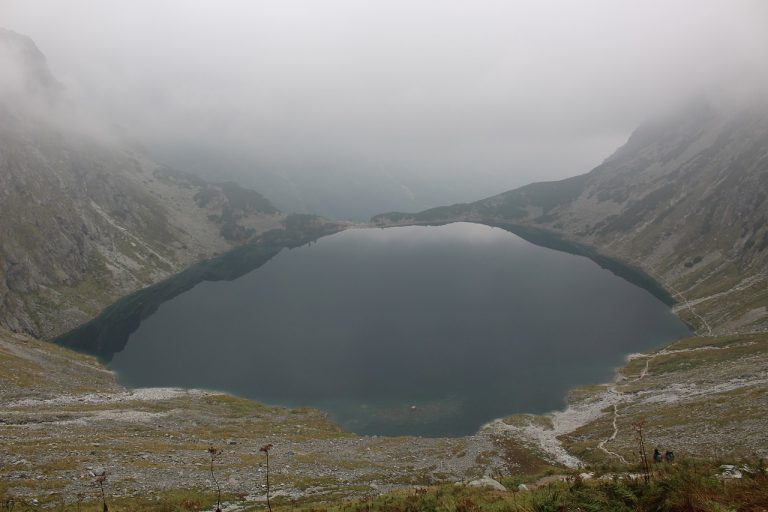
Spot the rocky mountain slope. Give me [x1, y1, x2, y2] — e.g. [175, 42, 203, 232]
[0, 28, 284, 338]
[374, 101, 768, 336]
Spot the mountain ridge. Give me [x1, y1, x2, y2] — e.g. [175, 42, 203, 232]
[0, 27, 285, 338]
[374, 101, 768, 335]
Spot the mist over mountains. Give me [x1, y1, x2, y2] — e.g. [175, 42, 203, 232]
[1, 4, 768, 504]
[376, 99, 768, 335]
[2, 1, 768, 336]
[3, 1, 767, 219]
[0, 28, 283, 337]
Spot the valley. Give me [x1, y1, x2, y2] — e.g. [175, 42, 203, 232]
[84, 222, 688, 437]
[1, 18, 767, 512]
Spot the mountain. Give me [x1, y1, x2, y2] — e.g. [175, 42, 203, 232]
[0, 28, 283, 338]
[0, 28, 766, 504]
[371, 101, 768, 464]
[374, 101, 768, 336]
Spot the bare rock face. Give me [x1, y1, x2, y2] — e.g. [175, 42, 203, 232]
[375, 101, 768, 335]
[0, 28, 283, 338]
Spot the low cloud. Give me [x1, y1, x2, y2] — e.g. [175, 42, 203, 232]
[2, 1, 767, 217]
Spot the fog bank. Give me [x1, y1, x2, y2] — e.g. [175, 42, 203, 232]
[2, 1, 767, 218]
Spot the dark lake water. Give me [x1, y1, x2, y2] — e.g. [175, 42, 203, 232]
[110, 222, 690, 436]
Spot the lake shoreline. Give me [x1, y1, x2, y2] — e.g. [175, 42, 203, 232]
[56, 221, 689, 441]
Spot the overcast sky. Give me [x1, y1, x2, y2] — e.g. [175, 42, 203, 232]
[2, 1, 767, 217]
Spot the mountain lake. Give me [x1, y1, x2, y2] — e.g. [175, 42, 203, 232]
[109, 222, 691, 436]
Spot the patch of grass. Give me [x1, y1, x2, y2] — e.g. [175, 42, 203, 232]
[667, 333, 763, 351]
[501, 414, 554, 430]
[0, 348, 45, 388]
[276, 474, 340, 491]
[35, 457, 85, 474]
[647, 342, 767, 376]
[289, 452, 385, 472]
[202, 394, 274, 417]
[28, 489, 228, 512]
[4, 478, 68, 491]
[276, 460, 768, 512]
[566, 384, 612, 403]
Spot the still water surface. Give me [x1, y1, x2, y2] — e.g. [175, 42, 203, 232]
[110, 223, 690, 436]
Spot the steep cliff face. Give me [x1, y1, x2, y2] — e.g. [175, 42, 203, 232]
[374, 102, 768, 334]
[0, 28, 283, 338]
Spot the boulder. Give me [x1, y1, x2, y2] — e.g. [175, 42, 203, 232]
[467, 476, 507, 491]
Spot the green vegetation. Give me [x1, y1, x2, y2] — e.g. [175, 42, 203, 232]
[3, 461, 765, 512]
[1, 488, 229, 512]
[282, 462, 767, 512]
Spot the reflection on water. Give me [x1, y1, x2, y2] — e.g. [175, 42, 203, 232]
[110, 223, 690, 436]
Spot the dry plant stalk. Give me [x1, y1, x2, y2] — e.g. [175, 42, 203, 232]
[207, 446, 223, 512]
[94, 473, 108, 512]
[632, 419, 651, 484]
[260, 443, 274, 512]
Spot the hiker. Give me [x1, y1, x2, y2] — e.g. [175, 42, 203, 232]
[653, 448, 663, 463]
[665, 450, 675, 462]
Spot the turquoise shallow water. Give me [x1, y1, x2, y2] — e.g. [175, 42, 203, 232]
[110, 222, 690, 436]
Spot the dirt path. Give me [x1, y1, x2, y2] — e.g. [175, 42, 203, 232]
[597, 402, 627, 464]
[489, 338, 747, 469]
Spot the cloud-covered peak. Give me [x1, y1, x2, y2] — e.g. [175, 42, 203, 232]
[0, 26, 61, 101]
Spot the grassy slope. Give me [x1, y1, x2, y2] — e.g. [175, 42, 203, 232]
[560, 333, 768, 464]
